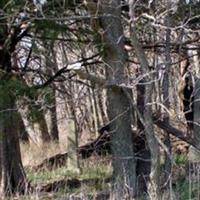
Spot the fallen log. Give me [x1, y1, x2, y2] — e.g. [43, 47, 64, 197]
[34, 119, 197, 171]
[33, 131, 111, 171]
[154, 118, 198, 150]
[38, 178, 110, 199]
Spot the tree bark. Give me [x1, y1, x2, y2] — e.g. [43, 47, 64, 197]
[99, 1, 136, 198]
[129, 1, 160, 199]
[193, 78, 200, 147]
[44, 42, 59, 142]
[162, 14, 172, 192]
[0, 81, 27, 196]
[135, 68, 151, 196]
[0, 14, 28, 196]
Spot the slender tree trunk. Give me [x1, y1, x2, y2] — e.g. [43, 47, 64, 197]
[91, 87, 100, 137]
[67, 119, 81, 173]
[99, 1, 136, 198]
[129, 1, 160, 199]
[136, 70, 151, 196]
[191, 77, 200, 151]
[67, 81, 81, 173]
[46, 88, 59, 142]
[187, 78, 200, 199]
[44, 42, 59, 142]
[97, 89, 107, 124]
[162, 14, 172, 193]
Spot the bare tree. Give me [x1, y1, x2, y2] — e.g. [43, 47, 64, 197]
[99, 1, 136, 199]
[129, 1, 160, 199]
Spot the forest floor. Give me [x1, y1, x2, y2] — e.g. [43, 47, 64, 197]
[17, 143, 192, 200]
[9, 124, 200, 200]
[19, 141, 112, 200]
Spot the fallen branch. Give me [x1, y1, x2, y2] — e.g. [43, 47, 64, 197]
[153, 118, 198, 150]
[34, 118, 197, 171]
[33, 131, 111, 171]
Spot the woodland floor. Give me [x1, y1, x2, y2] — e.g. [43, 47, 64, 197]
[9, 123, 200, 200]
[21, 142, 112, 200]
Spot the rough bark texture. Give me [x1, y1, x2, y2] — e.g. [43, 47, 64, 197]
[0, 82, 27, 196]
[129, 1, 160, 199]
[193, 78, 200, 147]
[0, 15, 28, 195]
[99, 1, 136, 198]
[136, 71, 151, 196]
[44, 42, 59, 142]
[162, 19, 172, 191]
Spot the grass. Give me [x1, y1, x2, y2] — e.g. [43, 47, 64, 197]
[174, 153, 188, 165]
[20, 138, 200, 200]
[174, 179, 200, 200]
[24, 156, 112, 199]
[26, 157, 112, 182]
[19, 136, 112, 199]
[173, 153, 200, 200]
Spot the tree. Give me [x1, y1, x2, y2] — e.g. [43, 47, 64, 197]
[99, 1, 136, 198]
[0, 79, 27, 196]
[0, 0, 29, 195]
[129, 1, 161, 199]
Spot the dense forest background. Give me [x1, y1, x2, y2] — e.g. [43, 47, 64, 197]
[1, 0, 200, 199]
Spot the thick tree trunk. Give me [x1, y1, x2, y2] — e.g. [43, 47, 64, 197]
[0, 12, 29, 196]
[99, 1, 136, 198]
[106, 88, 136, 198]
[0, 82, 27, 196]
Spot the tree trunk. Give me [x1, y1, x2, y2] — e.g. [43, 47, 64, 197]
[67, 119, 81, 173]
[162, 14, 172, 193]
[99, 1, 136, 198]
[0, 81, 27, 196]
[136, 71, 151, 196]
[43, 42, 59, 142]
[97, 89, 107, 124]
[194, 80, 200, 146]
[129, 1, 160, 199]
[187, 77, 200, 199]
[0, 10, 29, 196]
[45, 88, 59, 142]
[191, 78, 200, 142]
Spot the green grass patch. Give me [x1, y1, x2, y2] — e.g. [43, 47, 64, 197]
[174, 154, 188, 165]
[26, 157, 112, 195]
[174, 179, 200, 200]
